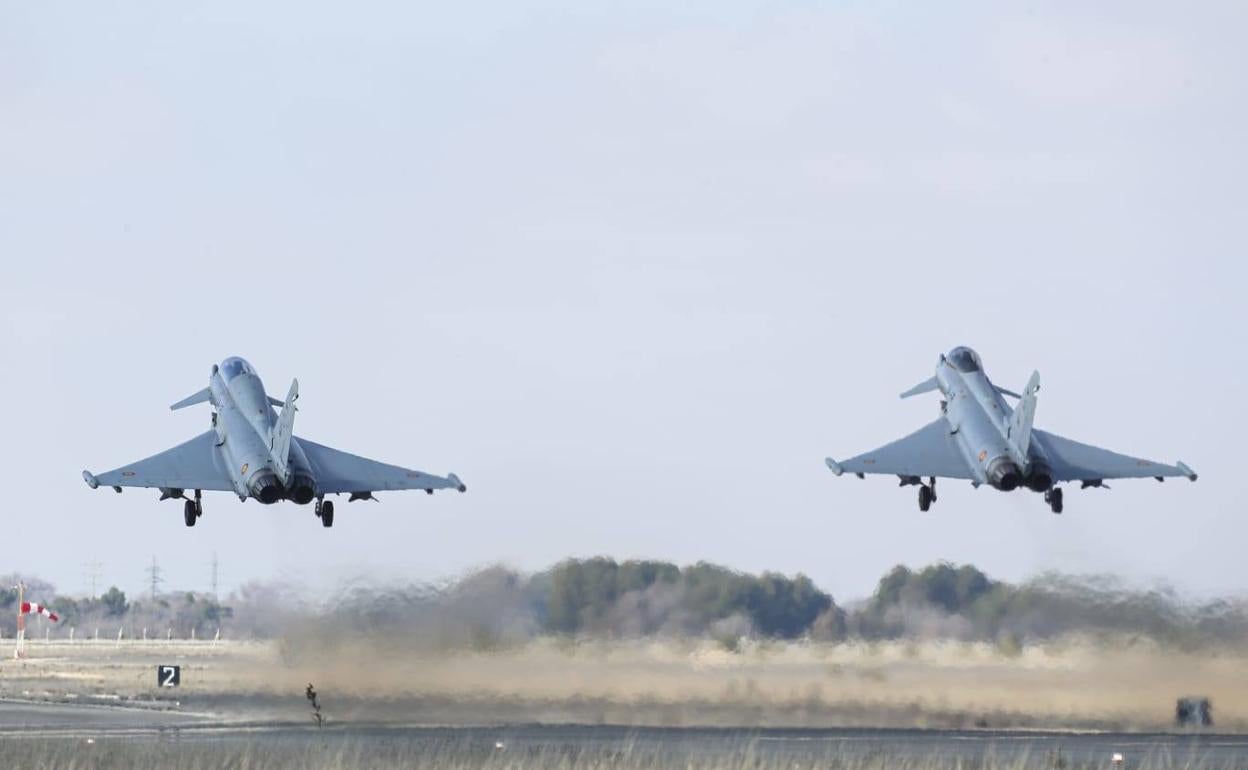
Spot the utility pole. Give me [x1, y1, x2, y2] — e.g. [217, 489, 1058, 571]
[85, 560, 103, 599]
[146, 556, 164, 602]
[210, 552, 219, 600]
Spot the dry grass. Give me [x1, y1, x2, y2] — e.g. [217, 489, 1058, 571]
[4, 636, 1248, 731]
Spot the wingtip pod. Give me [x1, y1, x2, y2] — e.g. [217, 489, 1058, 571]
[1177, 462, 1198, 482]
[448, 473, 467, 492]
[825, 458, 844, 476]
[82, 470, 99, 489]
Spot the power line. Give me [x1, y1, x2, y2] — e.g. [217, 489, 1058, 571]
[146, 556, 164, 602]
[84, 559, 103, 599]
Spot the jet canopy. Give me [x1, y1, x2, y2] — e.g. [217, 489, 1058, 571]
[947, 346, 982, 373]
[220, 356, 257, 381]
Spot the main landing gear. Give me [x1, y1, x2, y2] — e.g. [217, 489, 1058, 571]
[315, 498, 334, 528]
[900, 476, 938, 511]
[1045, 487, 1063, 514]
[183, 491, 203, 527]
[918, 477, 936, 512]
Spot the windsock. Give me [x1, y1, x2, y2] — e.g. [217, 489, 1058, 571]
[20, 601, 58, 622]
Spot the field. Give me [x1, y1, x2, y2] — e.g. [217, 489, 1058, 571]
[2, 729, 1242, 770]
[2, 636, 1248, 732]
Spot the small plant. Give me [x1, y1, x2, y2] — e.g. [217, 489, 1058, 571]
[306, 682, 323, 728]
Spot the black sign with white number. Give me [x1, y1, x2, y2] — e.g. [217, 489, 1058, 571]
[158, 665, 181, 687]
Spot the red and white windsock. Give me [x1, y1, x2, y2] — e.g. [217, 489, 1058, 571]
[20, 601, 58, 622]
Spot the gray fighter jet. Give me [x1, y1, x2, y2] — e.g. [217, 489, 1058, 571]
[825, 346, 1196, 513]
[83, 357, 466, 527]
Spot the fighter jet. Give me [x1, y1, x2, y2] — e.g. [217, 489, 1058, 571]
[824, 346, 1196, 513]
[82, 357, 466, 527]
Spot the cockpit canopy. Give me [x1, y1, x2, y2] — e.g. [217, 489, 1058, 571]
[947, 346, 982, 373]
[220, 356, 257, 382]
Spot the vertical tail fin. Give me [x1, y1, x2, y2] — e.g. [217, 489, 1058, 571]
[1008, 371, 1040, 455]
[270, 378, 298, 483]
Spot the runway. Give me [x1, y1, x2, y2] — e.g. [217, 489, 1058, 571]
[2, 699, 1246, 765]
[0, 699, 201, 732]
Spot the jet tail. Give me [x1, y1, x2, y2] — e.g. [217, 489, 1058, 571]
[900, 377, 940, 399]
[170, 387, 212, 411]
[270, 378, 299, 483]
[1007, 370, 1041, 455]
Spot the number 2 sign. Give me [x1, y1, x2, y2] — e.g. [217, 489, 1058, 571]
[157, 665, 181, 687]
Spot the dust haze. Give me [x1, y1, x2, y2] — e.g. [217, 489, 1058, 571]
[9, 560, 1244, 731]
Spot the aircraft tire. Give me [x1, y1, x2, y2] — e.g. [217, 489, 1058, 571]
[321, 501, 334, 527]
[1049, 487, 1063, 514]
[184, 500, 197, 527]
[918, 486, 932, 512]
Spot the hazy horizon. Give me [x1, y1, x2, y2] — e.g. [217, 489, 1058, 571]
[2, 1, 1244, 603]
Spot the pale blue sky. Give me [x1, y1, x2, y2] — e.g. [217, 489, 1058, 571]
[2, 1, 1244, 602]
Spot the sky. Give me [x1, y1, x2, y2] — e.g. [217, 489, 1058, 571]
[1, 1, 1245, 604]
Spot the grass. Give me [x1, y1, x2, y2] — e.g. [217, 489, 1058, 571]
[0, 733, 1234, 770]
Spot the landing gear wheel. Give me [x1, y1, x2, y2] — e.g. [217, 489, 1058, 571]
[918, 485, 933, 512]
[184, 500, 197, 527]
[320, 500, 334, 528]
[1048, 487, 1063, 514]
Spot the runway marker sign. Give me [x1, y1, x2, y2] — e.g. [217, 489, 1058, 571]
[158, 665, 181, 687]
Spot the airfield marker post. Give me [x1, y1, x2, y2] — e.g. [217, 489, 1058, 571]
[13, 581, 25, 659]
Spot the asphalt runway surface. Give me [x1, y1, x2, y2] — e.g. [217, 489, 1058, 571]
[0, 699, 200, 731]
[2, 699, 1247, 764]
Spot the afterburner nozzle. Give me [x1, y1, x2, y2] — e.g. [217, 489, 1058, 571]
[986, 457, 1023, 491]
[250, 473, 284, 505]
[286, 474, 317, 505]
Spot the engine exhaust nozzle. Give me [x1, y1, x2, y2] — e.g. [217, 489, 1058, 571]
[1025, 462, 1054, 493]
[250, 472, 284, 505]
[287, 474, 317, 505]
[986, 457, 1023, 491]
